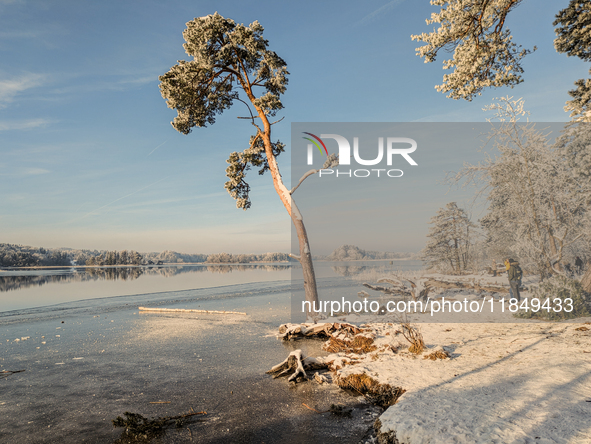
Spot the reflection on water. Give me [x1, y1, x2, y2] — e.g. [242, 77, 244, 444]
[0, 264, 291, 292]
[0, 261, 424, 314]
[331, 265, 367, 276]
[328, 261, 424, 278]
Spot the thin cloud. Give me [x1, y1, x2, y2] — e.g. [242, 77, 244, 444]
[0, 30, 37, 39]
[0, 167, 50, 177]
[148, 141, 167, 156]
[0, 73, 45, 107]
[49, 73, 158, 97]
[0, 118, 51, 131]
[75, 177, 168, 221]
[23, 167, 50, 175]
[119, 75, 156, 86]
[356, 0, 405, 27]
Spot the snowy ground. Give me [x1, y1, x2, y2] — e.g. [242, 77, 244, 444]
[355, 321, 591, 444]
[307, 272, 591, 443]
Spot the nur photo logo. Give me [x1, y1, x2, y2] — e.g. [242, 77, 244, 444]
[302, 132, 418, 178]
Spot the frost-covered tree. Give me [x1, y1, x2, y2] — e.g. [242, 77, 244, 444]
[421, 202, 477, 274]
[451, 98, 589, 276]
[554, 121, 591, 284]
[411, 0, 532, 100]
[563, 74, 591, 122]
[554, 1, 591, 121]
[412, 0, 591, 118]
[554, 1, 591, 62]
[159, 13, 330, 309]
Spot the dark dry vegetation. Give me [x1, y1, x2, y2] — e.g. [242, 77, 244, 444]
[112, 410, 206, 441]
[517, 275, 591, 321]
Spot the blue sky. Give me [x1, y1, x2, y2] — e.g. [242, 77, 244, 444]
[0, 0, 587, 254]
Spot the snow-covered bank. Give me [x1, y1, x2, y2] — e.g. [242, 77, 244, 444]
[277, 319, 591, 443]
[368, 321, 591, 443]
[349, 272, 591, 442]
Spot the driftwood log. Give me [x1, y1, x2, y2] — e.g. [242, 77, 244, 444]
[364, 276, 510, 298]
[138, 307, 246, 315]
[362, 283, 412, 297]
[364, 276, 430, 300]
[278, 322, 361, 341]
[423, 278, 509, 293]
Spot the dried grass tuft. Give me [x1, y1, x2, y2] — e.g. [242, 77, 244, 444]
[574, 326, 589, 332]
[323, 335, 377, 354]
[334, 373, 405, 408]
[423, 347, 450, 360]
[401, 322, 425, 354]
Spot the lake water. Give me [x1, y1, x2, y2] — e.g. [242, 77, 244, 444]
[0, 260, 422, 443]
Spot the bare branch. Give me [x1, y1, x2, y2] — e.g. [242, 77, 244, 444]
[290, 169, 319, 195]
[270, 116, 285, 125]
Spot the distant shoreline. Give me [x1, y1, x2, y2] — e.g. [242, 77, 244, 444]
[0, 258, 421, 271]
[316, 257, 419, 262]
[0, 261, 292, 271]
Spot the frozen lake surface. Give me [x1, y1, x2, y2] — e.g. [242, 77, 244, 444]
[0, 261, 421, 443]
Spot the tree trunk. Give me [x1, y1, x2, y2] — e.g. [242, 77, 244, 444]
[254, 109, 320, 317]
[292, 215, 319, 316]
[581, 263, 591, 294]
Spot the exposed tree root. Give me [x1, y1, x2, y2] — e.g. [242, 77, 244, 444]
[266, 350, 328, 383]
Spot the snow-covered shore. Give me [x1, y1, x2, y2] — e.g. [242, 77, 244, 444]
[279, 318, 591, 444]
[280, 272, 591, 443]
[366, 321, 591, 443]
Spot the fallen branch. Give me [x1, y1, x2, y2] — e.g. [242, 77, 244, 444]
[0, 370, 25, 379]
[365, 275, 430, 300]
[138, 307, 246, 315]
[424, 279, 508, 293]
[363, 283, 412, 297]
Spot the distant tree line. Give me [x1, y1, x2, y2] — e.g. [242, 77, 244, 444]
[142, 250, 208, 264]
[0, 244, 70, 267]
[206, 252, 290, 263]
[0, 243, 292, 267]
[84, 250, 143, 266]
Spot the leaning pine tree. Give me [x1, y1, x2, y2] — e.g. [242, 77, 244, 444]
[159, 13, 331, 311]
